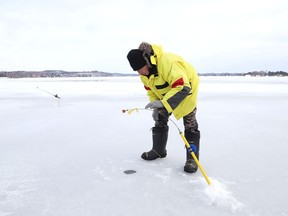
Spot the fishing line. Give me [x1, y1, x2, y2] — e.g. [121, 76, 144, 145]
[122, 107, 181, 132]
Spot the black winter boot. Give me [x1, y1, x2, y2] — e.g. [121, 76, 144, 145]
[141, 126, 169, 160]
[184, 129, 200, 173]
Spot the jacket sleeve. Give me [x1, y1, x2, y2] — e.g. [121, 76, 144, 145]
[144, 85, 159, 102]
[161, 62, 191, 113]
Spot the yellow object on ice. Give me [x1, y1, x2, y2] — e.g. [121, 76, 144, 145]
[180, 132, 211, 186]
[127, 108, 139, 115]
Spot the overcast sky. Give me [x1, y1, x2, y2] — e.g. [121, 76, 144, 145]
[1, 0, 287, 73]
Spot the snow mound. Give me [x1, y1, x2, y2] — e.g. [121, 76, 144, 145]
[203, 178, 244, 212]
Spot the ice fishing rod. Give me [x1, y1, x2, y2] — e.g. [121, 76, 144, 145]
[37, 86, 61, 99]
[122, 108, 211, 186]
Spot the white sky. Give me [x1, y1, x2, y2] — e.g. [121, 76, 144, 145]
[0, 0, 287, 73]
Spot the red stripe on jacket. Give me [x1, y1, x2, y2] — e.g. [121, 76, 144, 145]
[144, 85, 151, 90]
[172, 78, 184, 88]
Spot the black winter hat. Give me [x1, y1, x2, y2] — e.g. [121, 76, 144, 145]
[127, 49, 146, 71]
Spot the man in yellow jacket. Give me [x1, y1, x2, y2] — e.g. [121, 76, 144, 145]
[127, 42, 200, 173]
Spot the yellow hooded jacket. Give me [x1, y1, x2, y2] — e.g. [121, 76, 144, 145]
[140, 44, 199, 120]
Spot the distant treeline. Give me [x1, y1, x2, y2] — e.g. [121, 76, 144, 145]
[199, 71, 288, 77]
[0, 70, 287, 78]
[0, 70, 135, 78]
[244, 71, 288, 77]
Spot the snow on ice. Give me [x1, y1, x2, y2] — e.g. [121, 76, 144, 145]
[0, 76, 288, 216]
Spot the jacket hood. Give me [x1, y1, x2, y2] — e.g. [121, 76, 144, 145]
[150, 44, 163, 65]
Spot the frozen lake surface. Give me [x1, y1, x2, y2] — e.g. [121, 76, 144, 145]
[1, 76, 288, 216]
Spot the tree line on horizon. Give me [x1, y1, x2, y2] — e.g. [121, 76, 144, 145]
[0, 70, 287, 78]
[199, 71, 288, 77]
